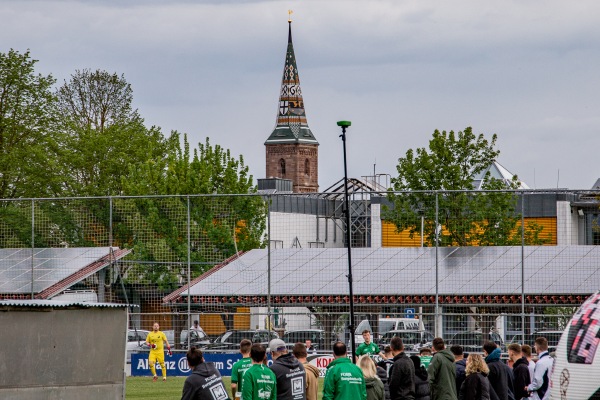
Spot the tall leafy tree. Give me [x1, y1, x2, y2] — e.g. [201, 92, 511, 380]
[118, 133, 266, 284]
[0, 49, 59, 198]
[385, 127, 546, 246]
[54, 69, 167, 196]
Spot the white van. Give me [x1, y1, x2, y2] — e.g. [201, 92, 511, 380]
[355, 318, 424, 345]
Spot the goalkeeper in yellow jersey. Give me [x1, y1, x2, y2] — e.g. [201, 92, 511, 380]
[145, 322, 172, 382]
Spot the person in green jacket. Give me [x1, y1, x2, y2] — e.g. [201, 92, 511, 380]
[427, 338, 457, 400]
[358, 355, 385, 400]
[356, 330, 382, 357]
[323, 341, 367, 400]
[242, 343, 277, 400]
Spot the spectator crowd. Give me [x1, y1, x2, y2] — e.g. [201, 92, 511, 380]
[180, 331, 554, 400]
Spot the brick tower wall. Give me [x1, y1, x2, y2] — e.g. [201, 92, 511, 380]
[265, 144, 319, 193]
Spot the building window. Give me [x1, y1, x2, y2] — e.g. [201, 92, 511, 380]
[279, 159, 286, 176]
[305, 159, 310, 176]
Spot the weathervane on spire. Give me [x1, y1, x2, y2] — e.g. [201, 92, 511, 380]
[288, 9, 293, 23]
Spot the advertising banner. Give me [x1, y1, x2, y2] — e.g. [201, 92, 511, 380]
[131, 352, 243, 377]
[307, 354, 335, 377]
[131, 352, 334, 377]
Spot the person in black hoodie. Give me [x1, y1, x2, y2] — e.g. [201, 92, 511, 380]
[482, 341, 514, 400]
[181, 346, 230, 400]
[410, 355, 430, 400]
[459, 354, 490, 400]
[450, 345, 467, 396]
[269, 339, 306, 400]
[507, 344, 531, 400]
[388, 336, 415, 400]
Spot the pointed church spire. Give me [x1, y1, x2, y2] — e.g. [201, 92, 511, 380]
[288, 10, 293, 43]
[265, 17, 318, 145]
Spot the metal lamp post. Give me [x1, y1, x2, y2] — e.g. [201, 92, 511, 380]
[337, 120, 357, 361]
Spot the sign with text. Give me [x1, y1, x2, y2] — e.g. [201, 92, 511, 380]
[131, 352, 244, 377]
[132, 352, 333, 377]
[307, 354, 334, 377]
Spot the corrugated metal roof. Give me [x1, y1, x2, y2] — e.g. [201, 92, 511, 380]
[0, 247, 131, 298]
[0, 299, 127, 308]
[169, 246, 600, 300]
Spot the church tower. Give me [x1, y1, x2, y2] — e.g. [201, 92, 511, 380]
[265, 16, 319, 193]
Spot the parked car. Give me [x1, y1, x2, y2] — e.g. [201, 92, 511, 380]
[126, 329, 150, 362]
[180, 329, 212, 349]
[163, 330, 174, 346]
[281, 329, 326, 350]
[447, 330, 504, 353]
[378, 330, 435, 352]
[509, 330, 563, 353]
[203, 329, 279, 351]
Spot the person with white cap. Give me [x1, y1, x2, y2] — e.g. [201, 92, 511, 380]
[269, 338, 306, 400]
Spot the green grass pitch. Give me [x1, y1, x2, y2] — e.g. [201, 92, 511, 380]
[125, 376, 324, 399]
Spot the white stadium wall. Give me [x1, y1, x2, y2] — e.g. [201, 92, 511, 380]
[269, 211, 345, 249]
[556, 200, 582, 245]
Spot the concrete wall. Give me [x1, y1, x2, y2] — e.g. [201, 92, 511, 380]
[0, 305, 127, 400]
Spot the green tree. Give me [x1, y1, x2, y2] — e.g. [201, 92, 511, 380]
[0, 49, 59, 198]
[384, 127, 546, 246]
[117, 133, 266, 284]
[54, 69, 167, 196]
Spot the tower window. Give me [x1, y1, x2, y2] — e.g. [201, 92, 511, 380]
[305, 159, 310, 176]
[280, 159, 286, 176]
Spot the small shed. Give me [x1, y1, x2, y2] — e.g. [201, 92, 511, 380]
[0, 300, 127, 400]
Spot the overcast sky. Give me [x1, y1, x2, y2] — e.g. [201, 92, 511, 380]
[3, 0, 600, 190]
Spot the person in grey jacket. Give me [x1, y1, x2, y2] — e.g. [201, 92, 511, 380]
[181, 347, 230, 400]
[427, 338, 457, 400]
[388, 336, 415, 400]
[269, 339, 306, 400]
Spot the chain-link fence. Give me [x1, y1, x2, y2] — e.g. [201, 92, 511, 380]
[1, 189, 599, 355]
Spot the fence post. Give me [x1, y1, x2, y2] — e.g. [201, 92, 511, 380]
[521, 191, 526, 343]
[435, 192, 440, 337]
[187, 196, 191, 343]
[267, 195, 272, 330]
[109, 197, 113, 248]
[31, 199, 35, 298]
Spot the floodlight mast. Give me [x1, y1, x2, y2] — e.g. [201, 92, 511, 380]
[337, 120, 356, 362]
